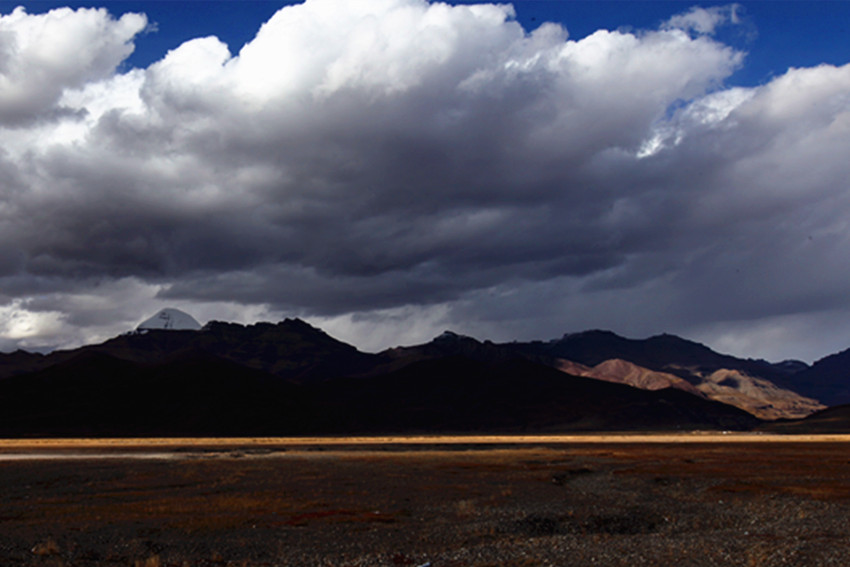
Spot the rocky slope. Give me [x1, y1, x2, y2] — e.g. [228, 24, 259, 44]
[507, 331, 824, 420]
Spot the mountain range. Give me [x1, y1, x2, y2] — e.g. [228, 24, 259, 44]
[1, 309, 848, 436]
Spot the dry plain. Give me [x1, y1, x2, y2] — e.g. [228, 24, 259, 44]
[1, 435, 850, 566]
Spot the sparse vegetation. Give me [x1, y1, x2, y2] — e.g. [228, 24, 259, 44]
[134, 556, 161, 567]
[31, 538, 60, 556]
[2, 440, 850, 566]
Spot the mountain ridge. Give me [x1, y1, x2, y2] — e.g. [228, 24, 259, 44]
[0, 315, 844, 435]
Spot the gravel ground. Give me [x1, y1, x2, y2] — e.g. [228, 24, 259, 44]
[1, 442, 849, 566]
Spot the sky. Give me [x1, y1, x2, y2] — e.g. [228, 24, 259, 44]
[0, 0, 848, 363]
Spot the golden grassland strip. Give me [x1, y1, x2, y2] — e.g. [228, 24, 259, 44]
[2, 432, 850, 451]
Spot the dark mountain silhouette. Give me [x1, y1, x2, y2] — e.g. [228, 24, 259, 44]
[87, 318, 377, 381]
[772, 359, 810, 374]
[0, 318, 844, 436]
[0, 349, 50, 378]
[0, 318, 377, 383]
[0, 349, 312, 437]
[760, 404, 850, 434]
[779, 348, 850, 407]
[0, 350, 758, 437]
[371, 330, 540, 375]
[308, 356, 759, 434]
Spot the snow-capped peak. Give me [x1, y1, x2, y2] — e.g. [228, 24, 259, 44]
[136, 308, 202, 331]
[434, 330, 476, 342]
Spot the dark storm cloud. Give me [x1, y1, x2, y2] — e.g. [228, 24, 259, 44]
[1, 0, 849, 362]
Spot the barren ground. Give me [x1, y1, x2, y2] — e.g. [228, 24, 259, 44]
[1, 435, 850, 566]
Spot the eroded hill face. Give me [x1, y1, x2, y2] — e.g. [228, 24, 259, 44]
[557, 358, 823, 420]
[686, 368, 824, 420]
[505, 332, 825, 420]
[557, 358, 702, 395]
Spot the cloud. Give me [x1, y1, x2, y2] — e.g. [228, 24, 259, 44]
[0, 0, 849, 363]
[0, 6, 146, 125]
[663, 4, 742, 36]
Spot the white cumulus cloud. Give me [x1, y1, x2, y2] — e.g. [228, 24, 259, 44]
[664, 4, 742, 36]
[0, 6, 146, 125]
